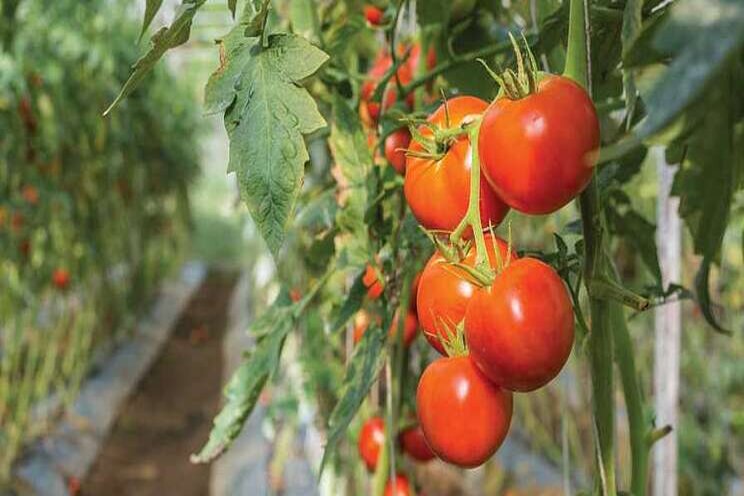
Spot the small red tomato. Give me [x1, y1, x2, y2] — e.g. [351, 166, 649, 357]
[22, 185, 39, 205]
[52, 268, 71, 290]
[407, 42, 437, 75]
[364, 5, 385, 26]
[479, 74, 600, 214]
[465, 257, 574, 391]
[359, 416, 386, 471]
[384, 475, 412, 496]
[363, 264, 384, 300]
[360, 53, 413, 127]
[384, 128, 411, 175]
[417, 355, 512, 468]
[290, 288, 301, 303]
[388, 310, 418, 347]
[404, 96, 509, 235]
[353, 310, 372, 344]
[417, 235, 515, 355]
[399, 425, 435, 462]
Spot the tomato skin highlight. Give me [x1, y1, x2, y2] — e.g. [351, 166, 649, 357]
[363, 264, 384, 300]
[358, 416, 386, 471]
[399, 425, 435, 462]
[464, 257, 574, 392]
[416, 235, 515, 355]
[478, 74, 600, 214]
[404, 96, 509, 235]
[416, 355, 512, 468]
[384, 128, 411, 175]
[384, 475, 412, 496]
[352, 310, 372, 345]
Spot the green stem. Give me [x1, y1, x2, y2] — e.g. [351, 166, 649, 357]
[566, 0, 617, 493]
[589, 277, 650, 312]
[610, 291, 649, 496]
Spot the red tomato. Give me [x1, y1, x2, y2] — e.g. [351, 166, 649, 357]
[358, 416, 385, 471]
[384, 128, 411, 175]
[388, 310, 418, 347]
[417, 355, 512, 467]
[479, 74, 600, 214]
[384, 475, 412, 496]
[417, 235, 515, 355]
[52, 268, 71, 290]
[289, 288, 301, 303]
[364, 5, 385, 26]
[465, 258, 574, 391]
[404, 96, 509, 234]
[406, 42, 436, 75]
[363, 264, 384, 300]
[360, 53, 413, 126]
[22, 185, 39, 205]
[399, 425, 435, 462]
[352, 310, 372, 344]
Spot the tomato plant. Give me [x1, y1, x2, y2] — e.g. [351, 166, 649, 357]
[359, 416, 386, 471]
[19, 0, 739, 494]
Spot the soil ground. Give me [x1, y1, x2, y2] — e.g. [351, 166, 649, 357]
[82, 270, 236, 496]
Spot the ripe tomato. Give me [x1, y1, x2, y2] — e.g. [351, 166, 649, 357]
[389, 310, 418, 347]
[358, 416, 385, 471]
[399, 425, 435, 462]
[417, 355, 512, 468]
[52, 268, 71, 290]
[478, 74, 600, 214]
[384, 475, 412, 496]
[22, 185, 39, 205]
[360, 53, 413, 127]
[363, 264, 384, 300]
[384, 128, 411, 175]
[417, 235, 515, 355]
[406, 42, 436, 76]
[364, 5, 385, 26]
[289, 288, 301, 303]
[404, 96, 509, 234]
[464, 257, 574, 391]
[352, 310, 372, 344]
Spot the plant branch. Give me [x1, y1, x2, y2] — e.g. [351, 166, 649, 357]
[589, 278, 650, 312]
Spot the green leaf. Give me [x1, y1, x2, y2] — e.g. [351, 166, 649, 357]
[228, 0, 237, 18]
[331, 273, 367, 334]
[191, 294, 296, 463]
[105, 0, 206, 115]
[289, 0, 319, 43]
[671, 64, 743, 333]
[320, 323, 387, 472]
[417, 0, 450, 27]
[329, 93, 371, 265]
[243, 0, 270, 37]
[139, 0, 164, 41]
[205, 27, 328, 256]
[634, 0, 744, 139]
[606, 199, 662, 284]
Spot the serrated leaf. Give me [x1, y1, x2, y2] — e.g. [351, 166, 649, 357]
[105, 0, 206, 115]
[191, 294, 296, 463]
[320, 323, 387, 472]
[205, 27, 328, 256]
[329, 93, 371, 265]
[139, 0, 164, 41]
[243, 0, 270, 37]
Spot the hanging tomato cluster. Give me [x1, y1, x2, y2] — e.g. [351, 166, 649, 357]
[355, 34, 600, 477]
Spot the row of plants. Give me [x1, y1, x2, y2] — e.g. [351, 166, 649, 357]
[108, 0, 742, 494]
[0, 0, 200, 484]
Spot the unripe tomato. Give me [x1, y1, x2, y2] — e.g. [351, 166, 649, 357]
[364, 5, 385, 26]
[479, 74, 599, 214]
[52, 268, 71, 290]
[388, 310, 418, 347]
[404, 96, 508, 234]
[417, 235, 515, 355]
[363, 264, 384, 300]
[358, 416, 385, 471]
[384, 128, 411, 175]
[417, 355, 512, 468]
[384, 475, 412, 496]
[399, 425, 435, 462]
[464, 258, 574, 391]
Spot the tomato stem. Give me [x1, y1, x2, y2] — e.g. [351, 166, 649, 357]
[589, 277, 650, 312]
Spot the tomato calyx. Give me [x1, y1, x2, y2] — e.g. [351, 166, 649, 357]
[433, 319, 468, 357]
[404, 98, 479, 162]
[478, 33, 540, 101]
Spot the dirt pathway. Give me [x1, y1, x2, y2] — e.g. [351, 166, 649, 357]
[82, 270, 236, 496]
